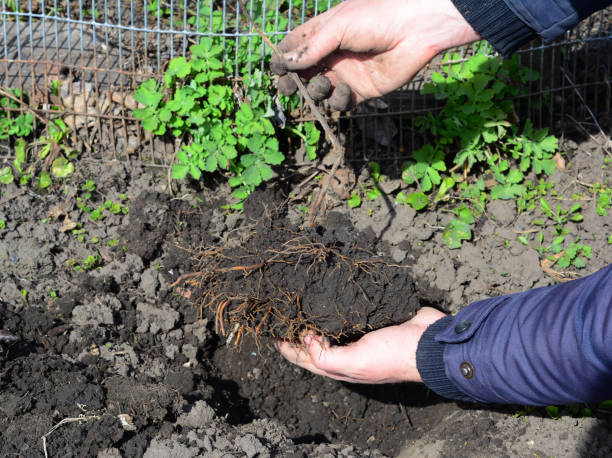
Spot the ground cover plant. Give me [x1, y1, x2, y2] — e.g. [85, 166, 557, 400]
[133, 0, 332, 209]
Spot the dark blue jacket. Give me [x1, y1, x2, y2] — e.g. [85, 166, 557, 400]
[416, 264, 612, 405]
[451, 0, 612, 55]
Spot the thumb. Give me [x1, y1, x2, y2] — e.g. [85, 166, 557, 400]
[282, 22, 341, 71]
[305, 334, 354, 373]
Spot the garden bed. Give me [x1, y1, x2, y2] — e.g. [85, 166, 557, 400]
[0, 133, 611, 457]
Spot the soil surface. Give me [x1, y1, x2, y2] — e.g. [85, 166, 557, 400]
[0, 134, 611, 457]
[169, 188, 421, 342]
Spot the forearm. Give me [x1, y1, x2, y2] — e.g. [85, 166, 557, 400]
[451, 0, 612, 56]
[417, 264, 612, 405]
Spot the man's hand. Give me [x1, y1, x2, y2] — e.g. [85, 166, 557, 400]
[271, 0, 480, 107]
[275, 307, 446, 384]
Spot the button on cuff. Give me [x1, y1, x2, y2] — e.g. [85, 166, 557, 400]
[460, 361, 475, 379]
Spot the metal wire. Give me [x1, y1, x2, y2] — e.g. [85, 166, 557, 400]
[0, 1, 610, 169]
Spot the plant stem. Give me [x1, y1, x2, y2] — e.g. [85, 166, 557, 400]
[233, 0, 344, 227]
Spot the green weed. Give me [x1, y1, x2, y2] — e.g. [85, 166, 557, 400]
[394, 48, 560, 248]
[66, 252, 101, 271]
[133, 0, 335, 208]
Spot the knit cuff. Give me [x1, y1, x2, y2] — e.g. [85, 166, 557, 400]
[451, 0, 537, 56]
[416, 315, 477, 403]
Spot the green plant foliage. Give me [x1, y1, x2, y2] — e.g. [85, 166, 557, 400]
[443, 206, 474, 249]
[545, 405, 561, 420]
[555, 240, 592, 269]
[396, 191, 428, 210]
[0, 89, 34, 140]
[347, 193, 361, 208]
[133, 38, 292, 206]
[401, 144, 446, 192]
[397, 49, 561, 248]
[133, 0, 333, 207]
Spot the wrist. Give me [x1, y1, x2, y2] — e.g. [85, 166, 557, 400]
[420, 0, 481, 56]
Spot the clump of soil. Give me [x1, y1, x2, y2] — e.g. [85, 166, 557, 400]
[172, 189, 421, 344]
[307, 75, 332, 101]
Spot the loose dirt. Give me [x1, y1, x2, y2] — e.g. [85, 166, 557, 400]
[0, 135, 611, 457]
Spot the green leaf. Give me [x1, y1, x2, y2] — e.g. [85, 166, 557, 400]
[204, 155, 217, 172]
[456, 207, 475, 224]
[518, 236, 529, 246]
[134, 79, 163, 107]
[258, 163, 274, 182]
[506, 169, 524, 184]
[491, 183, 524, 200]
[264, 149, 284, 165]
[14, 138, 26, 171]
[165, 57, 191, 87]
[540, 198, 552, 217]
[534, 159, 557, 175]
[348, 193, 361, 208]
[431, 72, 445, 84]
[435, 177, 455, 201]
[403, 192, 429, 210]
[482, 129, 497, 143]
[598, 400, 612, 410]
[232, 186, 250, 200]
[545, 406, 560, 420]
[242, 164, 262, 186]
[189, 164, 202, 180]
[0, 166, 14, 184]
[443, 219, 472, 249]
[38, 171, 52, 189]
[51, 157, 74, 178]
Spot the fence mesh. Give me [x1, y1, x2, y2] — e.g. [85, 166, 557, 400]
[1, 1, 611, 172]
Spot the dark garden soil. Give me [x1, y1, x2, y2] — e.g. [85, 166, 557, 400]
[0, 135, 611, 457]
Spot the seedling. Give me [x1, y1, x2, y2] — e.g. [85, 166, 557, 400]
[545, 405, 561, 420]
[540, 198, 583, 230]
[555, 240, 592, 269]
[443, 206, 474, 249]
[21, 289, 29, 306]
[347, 193, 361, 208]
[67, 253, 101, 271]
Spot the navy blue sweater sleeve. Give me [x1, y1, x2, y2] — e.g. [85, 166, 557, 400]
[416, 264, 612, 405]
[451, 0, 612, 56]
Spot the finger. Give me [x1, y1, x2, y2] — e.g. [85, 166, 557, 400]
[275, 339, 339, 378]
[283, 21, 343, 72]
[304, 334, 356, 374]
[275, 339, 310, 365]
[270, 10, 333, 75]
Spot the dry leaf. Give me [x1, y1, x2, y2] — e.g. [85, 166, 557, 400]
[540, 255, 577, 282]
[553, 152, 565, 170]
[59, 217, 78, 233]
[330, 167, 356, 200]
[47, 204, 67, 220]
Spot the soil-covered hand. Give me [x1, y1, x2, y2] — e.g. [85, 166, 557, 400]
[275, 307, 446, 384]
[271, 0, 480, 108]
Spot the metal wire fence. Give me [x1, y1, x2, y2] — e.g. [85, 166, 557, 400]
[1, 1, 611, 171]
